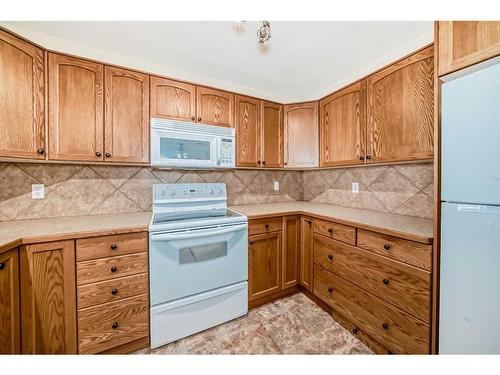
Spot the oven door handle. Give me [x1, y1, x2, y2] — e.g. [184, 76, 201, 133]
[151, 223, 247, 242]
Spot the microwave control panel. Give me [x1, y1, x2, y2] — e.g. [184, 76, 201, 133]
[219, 138, 235, 167]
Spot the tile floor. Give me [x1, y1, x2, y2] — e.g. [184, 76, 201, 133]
[139, 293, 372, 355]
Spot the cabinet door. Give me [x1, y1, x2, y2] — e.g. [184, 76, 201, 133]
[284, 102, 319, 167]
[150, 76, 196, 122]
[299, 216, 314, 292]
[367, 46, 434, 163]
[0, 249, 20, 354]
[20, 240, 77, 354]
[0, 30, 45, 159]
[282, 216, 299, 289]
[235, 95, 261, 167]
[48, 53, 104, 162]
[196, 86, 234, 127]
[104, 66, 149, 163]
[248, 232, 281, 301]
[438, 21, 500, 76]
[261, 101, 283, 168]
[319, 81, 366, 167]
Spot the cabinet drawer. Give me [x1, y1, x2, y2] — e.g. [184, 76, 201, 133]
[78, 294, 149, 354]
[77, 252, 148, 285]
[313, 218, 356, 245]
[314, 265, 429, 354]
[314, 234, 430, 322]
[357, 229, 432, 271]
[77, 273, 148, 309]
[76, 232, 147, 262]
[248, 217, 282, 236]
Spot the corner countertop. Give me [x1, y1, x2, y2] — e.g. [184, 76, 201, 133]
[0, 212, 152, 255]
[230, 202, 433, 244]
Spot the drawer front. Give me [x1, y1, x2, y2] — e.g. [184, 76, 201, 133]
[313, 234, 430, 322]
[357, 229, 432, 271]
[248, 217, 282, 236]
[76, 232, 147, 262]
[77, 252, 148, 285]
[314, 265, 430, 354]
[77, 273, 148, 309]
[78, 294, 149, 354]
[313, 218, 356, 245]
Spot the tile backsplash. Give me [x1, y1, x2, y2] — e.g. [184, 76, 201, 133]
[0, 162, 433, 221]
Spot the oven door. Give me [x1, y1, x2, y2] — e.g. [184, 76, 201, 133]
[149, 223, 248, 305]
[151, 127, 218, 168]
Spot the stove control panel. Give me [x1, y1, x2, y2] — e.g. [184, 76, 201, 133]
[154, 183, 227, 201]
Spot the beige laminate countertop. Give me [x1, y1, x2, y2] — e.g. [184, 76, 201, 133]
[230, 202, 433, 244]
[0, 212, 152, 255]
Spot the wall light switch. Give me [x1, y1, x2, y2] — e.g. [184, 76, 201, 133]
[273, 181, 280, 191]
[352, 182, 359, 194]
[32, 184, 45, 199]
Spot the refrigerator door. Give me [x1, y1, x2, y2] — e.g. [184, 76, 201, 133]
[440, 202, 500, 354]
[441, 61, 500, 205]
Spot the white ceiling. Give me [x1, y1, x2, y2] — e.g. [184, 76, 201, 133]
[1, 21, 433, 103]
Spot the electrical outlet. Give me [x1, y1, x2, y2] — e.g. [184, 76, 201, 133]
[32, 184, 45, 199]
[273, 181, 280, 191]
[352, 182, 359, 194]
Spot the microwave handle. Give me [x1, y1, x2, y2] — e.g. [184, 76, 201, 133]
[151, 223, 247, 242]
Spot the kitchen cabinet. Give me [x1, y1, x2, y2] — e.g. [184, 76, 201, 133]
[261, 101, 283, 168]
[235, 95, 261, 167]
[48, 53, 104, 162]
[320, 81, 366, 167]
[104, 66, 149, 163]
[366, 46, 434, 163]
[282, 215, 299, 289]
[0, 29, 45, 160]
[0, 248, 20, 354]
[284, 102, 319, 167]
[196, 86, 234, 127]
[438, 21, 500, 76]
[299, 216, 314, 292]
[20, 240, 77, 354]
[150, 76, 196, 122]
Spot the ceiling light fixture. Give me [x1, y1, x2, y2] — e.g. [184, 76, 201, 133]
[257, 21, 271, 44]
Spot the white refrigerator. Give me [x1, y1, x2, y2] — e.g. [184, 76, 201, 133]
[440, 59, 500, 354]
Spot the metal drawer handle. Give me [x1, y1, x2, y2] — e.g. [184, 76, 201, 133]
[112, 322, 119, 329]
[111, 266, 118, 273]
[352, 327, 359, 334]
[382, 323, 389, 330]
[327, 254, 333, 261]
[328, 228, 333, 234]
[383, 279, 389, 285]
[110, 244, 118, 250]
[328, 287, 333, 293]
[0, 263, 5, 271]
[111, 288, 118, 295]
[384, 244, 391, 250]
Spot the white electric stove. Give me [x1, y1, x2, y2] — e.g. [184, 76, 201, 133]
[148, 183, 248, 349]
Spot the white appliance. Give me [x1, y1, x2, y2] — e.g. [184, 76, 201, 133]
[148, 183, 248, 349]
[440, 58, 500, 354]
[151, 118, 235, 169]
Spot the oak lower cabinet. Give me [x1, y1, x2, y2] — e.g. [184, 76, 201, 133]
[19, 240, 77, 354]
[261, 101, 284, 168]
[284, 102, 319, 167]
[299, 216, 314, 292]
[0, 29, 45, 160]
[438, 21, 500, 76]
[282, 215, 300, 289]
[150, 76, 197, 122]
[0, 249, 20, 354]
[235, 95, 262, 167]
[196, 86, 234, 127]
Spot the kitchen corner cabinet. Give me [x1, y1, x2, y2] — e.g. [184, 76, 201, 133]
[20, 240, 77, 354]
[438, 21, 500, 76]
[196, 86, 234, 127]
[261, 101, 284, 168]
[235, 95, 261, 167]
[320, 81, 366, 167]
[0, 30, 45, 160]
[299, 216, 314, 292]
[284, 102, 319, 167]
[104, 66, 149, 163]
[0, 249, 20, 354]
[282, 216, 300, 289]
[366, 46, 434, 163]
[150, 76, 196, 122]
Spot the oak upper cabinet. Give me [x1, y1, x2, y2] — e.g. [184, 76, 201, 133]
[320, 81, 366, 167]
[150, 76, 196, 122]
[261, 101, 283, 168]
[48, 53, 104, 162]
[248, 232, 282, 301]
[438, 21, 500, 76]
[299, 216, 314, 292]
[366, 46, 434, 163]
[196, 86, 234, 127]
[235, 95, 261, 167]
[284, 102, 319, 167]
[0, 249, 20, 354]
[104, 66, 149, 163]
[0, 30, 45, 160]
[282, 216, 300, 289]
[20, 240, 77, 354]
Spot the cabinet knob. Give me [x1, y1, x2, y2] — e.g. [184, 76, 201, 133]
[359, 156, 364, 161]
[382, 323, 389, 330]
[383, 279, 389, 285]
[111, 266, 118, 273]
[383, 244, 391, 250]
[37, 148, 45, 155]
[328, 228, 333, 234]
[306, 219, 312, 225]
[198, 117, 202, 121]
[95, 151, 102, 157]
[105, 152, 111, 158]
[111, 288, 118, 295]
[265, 224, 270, 229]
[327, 254, 333, 261]
[191, 115, 196, 120]
[366, 155, 371, 160]
[249, 240, 254, 245]
[284, 162, 288, 166]
[257, 160, 261, 165]
[112, 322, 119, 329]
[262, 161, 266, 166]
[0, 263, 5, 271]
[110, 244, 117, 250]
[328, 287, 333, 293]
[352, 327, 359, 334]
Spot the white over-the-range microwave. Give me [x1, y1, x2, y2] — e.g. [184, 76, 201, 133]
[151, 118, 235, 169]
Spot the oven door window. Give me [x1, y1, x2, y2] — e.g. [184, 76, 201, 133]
[179, 242, 227, 264]
[160, 138, 212, 161]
